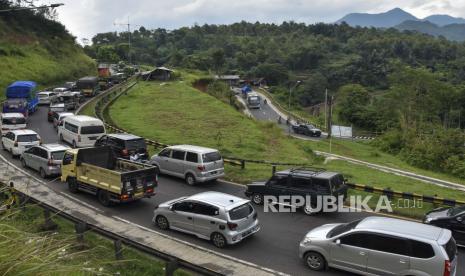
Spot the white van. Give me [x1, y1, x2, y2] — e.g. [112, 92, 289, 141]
[58, 115, 106, 148]
[1, 113, 26, 135]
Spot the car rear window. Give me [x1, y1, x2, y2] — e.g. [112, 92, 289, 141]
[228, 203, 253, 220]
[80, 125, 105, 135]
[443, 238, 457, 261]
[2, 117, 26, 125]
[202, 151, 222, 163]
[17, 134, 39, 142]
[51, 150, 66, 160]
[125, 138, 146, 150]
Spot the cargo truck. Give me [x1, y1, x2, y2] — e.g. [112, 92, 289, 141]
[76, 77, 99, 97]
[3, 81, 39, 117]
[61, 146, 158, 206]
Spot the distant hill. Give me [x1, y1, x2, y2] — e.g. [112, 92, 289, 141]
[395, 20, 465, 41]
[423, 14, 465, 26]
[337, 8, 465, 41]
[0, 2, 95, 97]
[336, 8, 417, 28]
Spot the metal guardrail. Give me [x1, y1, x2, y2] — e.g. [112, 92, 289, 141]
[346, 183, 465, 207]
[1, 181, 221, 276]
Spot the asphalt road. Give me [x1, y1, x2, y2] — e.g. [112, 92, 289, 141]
[2, 104, 463, 276]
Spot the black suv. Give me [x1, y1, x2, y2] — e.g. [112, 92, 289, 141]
[245, 168, 347, 215]
[94, 133, 149, 161]
[424, 206, 465, 246]
[292, 124, 322, 137]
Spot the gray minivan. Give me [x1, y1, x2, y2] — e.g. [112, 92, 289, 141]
[149, 145, 224, 185]
[20, 143, 70, 178]
[299, 216, 458, 275]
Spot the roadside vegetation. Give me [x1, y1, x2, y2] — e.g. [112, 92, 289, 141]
[0, 1, 95, 97]
[108, 76, 465, 218]
[0, 201, 189, 276]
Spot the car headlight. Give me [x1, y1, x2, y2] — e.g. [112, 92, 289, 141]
[302, 236, 312, 245]
[424, 217, 433, 223]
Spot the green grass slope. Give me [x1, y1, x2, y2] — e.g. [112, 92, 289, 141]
[0, 17, 95, 97]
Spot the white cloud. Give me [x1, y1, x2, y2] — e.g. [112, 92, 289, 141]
[38, 0, 465, 42]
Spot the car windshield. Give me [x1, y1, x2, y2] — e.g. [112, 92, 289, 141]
[327, 219, 361, 238]
[125, 138, 146, 150]
[80, 125, 105, 135]
[17, 134, 39, 142]
[51, 150, 66, 160]
[229, 203, 254, 220]
[448, 206, 465, 216]
[2, 117, 26, 125]
[202, 151, 222, 162]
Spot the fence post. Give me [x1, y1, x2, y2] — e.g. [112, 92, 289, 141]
[114, 239, 123, 260]
[40, 209, 58, 231]
[75, 222, 87, 247]
[272, 165, 276, 175]
[165, 258, 179, 276]
[240, 160, 245, 170]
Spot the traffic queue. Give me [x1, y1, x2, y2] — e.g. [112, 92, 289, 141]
[0, 78, 460, 276]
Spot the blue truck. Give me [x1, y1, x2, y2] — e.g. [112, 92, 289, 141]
[3, 81, 38, 117]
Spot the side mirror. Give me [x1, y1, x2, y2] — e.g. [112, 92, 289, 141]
[335, 239, 341, 245]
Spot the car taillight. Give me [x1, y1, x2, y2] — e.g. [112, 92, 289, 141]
[444, 260, 451, 276]
[14, 142, 18, 147]
[146, 188, 154, 194]
[227, 222, 238, 230]
[48, 112, 52, 116]
[197, 165, 205, 171]
[48, 159, 54, 166]
[120, 194, 129, 200]
[77, 135, 81, 142]
[122, 149, 129, 156]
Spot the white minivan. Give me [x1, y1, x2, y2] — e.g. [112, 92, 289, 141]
[1, 113, 27, 135]
[58, 115, 106, 148]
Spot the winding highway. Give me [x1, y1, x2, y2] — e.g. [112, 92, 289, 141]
[3, 102, 463, 276]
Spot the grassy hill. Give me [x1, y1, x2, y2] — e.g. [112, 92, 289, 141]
[0, 11, 95, 97]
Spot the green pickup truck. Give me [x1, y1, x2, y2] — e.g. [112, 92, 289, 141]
[61, 146, 158, 206]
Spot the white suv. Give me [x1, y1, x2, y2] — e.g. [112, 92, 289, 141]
[153, 191, 260, 248]
[1, 129, 41, 157]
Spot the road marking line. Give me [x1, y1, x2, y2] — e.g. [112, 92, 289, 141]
[112, 215, 290, 276]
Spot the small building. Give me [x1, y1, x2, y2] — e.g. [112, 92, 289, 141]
[141, 67, 174, 81]
[215, 75, 240, 86]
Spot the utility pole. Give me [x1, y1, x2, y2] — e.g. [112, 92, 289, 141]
[324, 88, 328, 130]
[114, 17, 140, 65]
[327, 95, 333, 139]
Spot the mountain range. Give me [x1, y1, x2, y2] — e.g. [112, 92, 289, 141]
[337, 8, 465, 41]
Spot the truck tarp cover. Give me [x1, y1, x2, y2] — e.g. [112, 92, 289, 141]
[77, 146, 116, 170]
[6, 81, 37, 98]
[77, 77, 98, 88]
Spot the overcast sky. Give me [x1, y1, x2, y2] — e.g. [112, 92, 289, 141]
[38, 0, 465, 43]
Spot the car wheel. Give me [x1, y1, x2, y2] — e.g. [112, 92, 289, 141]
[252, 194, 264, 205]
[185, 173, 196, 186]
[21, 158, 27, 168]
[303, 204, 319, 216]
[304, 252, 326, 271]
[211, 232, 227, 248]
[97, 190, 111, 207]
[72, 140, 77, 149]
[39, 168, 46, 178]
[155, 215, 169, 230]
[67, 178, 78, 193]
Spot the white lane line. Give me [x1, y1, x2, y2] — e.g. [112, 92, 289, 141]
[59, 192, 102, 212]
[112, 216, 289, 276]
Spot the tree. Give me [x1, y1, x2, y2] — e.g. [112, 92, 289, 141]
[337, 84, 370, 126]
[211, 48, 225, 74]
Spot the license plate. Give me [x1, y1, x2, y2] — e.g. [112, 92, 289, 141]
[211, 171, 217, 175]
[242, 229, 253, 237]
[88, 136, 97, 140]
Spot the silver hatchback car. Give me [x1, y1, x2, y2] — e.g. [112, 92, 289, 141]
[153, 191, 260, 248]
[21, 143, 70, 178]
[299, 216, 458, 276]
[149, 145, 225, 185]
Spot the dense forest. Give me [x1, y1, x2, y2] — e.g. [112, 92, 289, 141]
[86, 22, 465, 178]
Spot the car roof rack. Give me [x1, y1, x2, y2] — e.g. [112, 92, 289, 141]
[288, 166, 326, 176]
